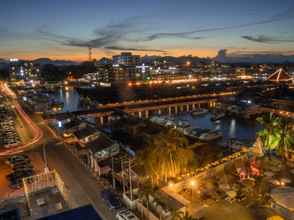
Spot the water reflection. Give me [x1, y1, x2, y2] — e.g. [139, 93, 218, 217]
[177, 113, 261, 143]
[229, 119, 236, 139]
[54, 87, 261, 143]
[54, 87, 80, 112]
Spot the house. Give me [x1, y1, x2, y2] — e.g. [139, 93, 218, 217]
[74, 125, 100, 145]
[85, 134, 120, 175]
[62, 120, 86, 138]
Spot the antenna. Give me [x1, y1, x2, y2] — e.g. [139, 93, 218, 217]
[88, 47, 92, 61]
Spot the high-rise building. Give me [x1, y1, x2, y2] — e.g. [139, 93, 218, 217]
[112, 52, 140, 66]
[9, 59, 39, 80]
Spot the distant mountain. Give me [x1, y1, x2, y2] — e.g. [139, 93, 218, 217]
[0, 59, 9, 69]
[33, 58, 79, 66]
[214, 49, 294, 64]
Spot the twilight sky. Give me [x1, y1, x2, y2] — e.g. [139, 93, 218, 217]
[1, 0, 294, 60]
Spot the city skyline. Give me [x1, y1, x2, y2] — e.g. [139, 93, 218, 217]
[1, 0, 294, 61]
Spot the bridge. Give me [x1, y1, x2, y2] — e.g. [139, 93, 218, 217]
[45, 91, 235, 125]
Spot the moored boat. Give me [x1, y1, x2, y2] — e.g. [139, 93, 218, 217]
[211, 112, 225, 121]
[191, 108, 209, 117]
[199, 131, 223, 141]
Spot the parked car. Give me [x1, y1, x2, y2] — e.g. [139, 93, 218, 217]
[8, 155, 29, 164]
[116, 209, 139, 220]
[100, 189, 121, 209]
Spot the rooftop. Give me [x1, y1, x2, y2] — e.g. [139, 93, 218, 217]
[39, 204, 102, 220]
[74, 125, 98, 140]
[271, 187, 294, 212]
[86, 134, 115, 153]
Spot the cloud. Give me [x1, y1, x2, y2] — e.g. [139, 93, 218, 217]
[141, 6, 294, 41]
[37, 5, 294, 53]
[105, 46, 167, 53]
[242, 35, 294, 43]
[37, 27, 77, 44]
[215, 48, 294, 63]
[38, 17, 167, 53]
[139, 32, 204, 41]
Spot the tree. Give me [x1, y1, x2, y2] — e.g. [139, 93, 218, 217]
[0, 68, 9, 80]
[171, 211, 202, 220]
[137, 129, 196, 184]
[40, 64, 66, 81]
[256, 113, 281, 153]
[266, 216, 284, 220]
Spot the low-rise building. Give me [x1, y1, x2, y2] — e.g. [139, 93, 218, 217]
[73, 125, 100, 144]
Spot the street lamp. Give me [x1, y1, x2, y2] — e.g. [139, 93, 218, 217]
[190, 180, 196, 199]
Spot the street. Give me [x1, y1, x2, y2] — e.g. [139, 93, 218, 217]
[39, 122, 116, 220]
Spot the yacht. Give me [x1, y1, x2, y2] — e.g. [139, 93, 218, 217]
[191, 108, 209, 117]
[211, 112, 225, 121]
[199, 131, 223, 141]
[188, 128, 210, 139]
[176, 120, 190, 128]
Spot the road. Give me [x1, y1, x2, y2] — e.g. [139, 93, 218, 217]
[0, 81, 116, 219]
[0, 81, 44, 156]
[38, 122, 116, 220]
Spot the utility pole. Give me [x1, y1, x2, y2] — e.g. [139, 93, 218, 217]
[121, 159, 126, 194]
[43, 144, 49, 173]
[128, 158, 133, 200]
[111, 155, 116, 189]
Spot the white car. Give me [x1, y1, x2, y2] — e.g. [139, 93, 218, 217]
[116, 209, 139, 220]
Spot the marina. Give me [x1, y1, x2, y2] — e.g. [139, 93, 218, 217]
[151, 111, 261, 144]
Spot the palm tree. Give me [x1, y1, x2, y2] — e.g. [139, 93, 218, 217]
[279, 118, 294, 158]
[256, 113, 282, 153]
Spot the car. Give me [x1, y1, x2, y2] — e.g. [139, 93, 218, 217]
[8, 155, 29, 163]
[13, 167, 33, 173]
[100, 189, 121, 209]
[116, 209, 139, 220]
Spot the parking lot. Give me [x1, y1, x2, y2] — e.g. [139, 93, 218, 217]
[0, 104, 21, 148]
[0, 151, 45, 198]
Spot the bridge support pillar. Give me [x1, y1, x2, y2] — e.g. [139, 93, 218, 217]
[186, 104, 190, 112]
[158, 109, 162, 115]
[192, 103, 196, 111]
[180, 105, 183, 112]
[145, 110, 149, 118]
[138, 111, 142, 118]
[100, 116, 104, 125]
[175, 106, 178, 115]
[168, 107, 172, 116]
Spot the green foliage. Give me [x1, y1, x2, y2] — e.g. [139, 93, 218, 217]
[137, 129, 196, 184]
[40, 64, 66, 81]
[257, 113, 294, 155]
[257, 113, 280, 152]
[172, 211, 202, 220]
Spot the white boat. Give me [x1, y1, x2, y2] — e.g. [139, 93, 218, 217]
[165, 119, 177, 127]
[211, 112, 225, 121]
[188, 128, 209, 139]
[176, 120, 190, 128]
[150, 116, 167, 125]
[199, 131, 223, 141]
[191, 108, 208, 117]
